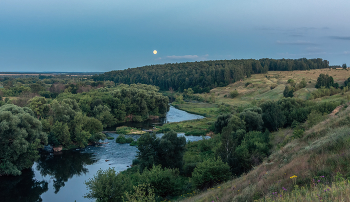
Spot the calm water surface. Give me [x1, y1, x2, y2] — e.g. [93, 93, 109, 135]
[0, 106, 207, 202]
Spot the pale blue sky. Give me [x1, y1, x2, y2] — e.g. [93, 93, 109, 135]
[0, 0, 349, 72]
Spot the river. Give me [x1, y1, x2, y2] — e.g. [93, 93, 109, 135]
[0, 106, 207, 202]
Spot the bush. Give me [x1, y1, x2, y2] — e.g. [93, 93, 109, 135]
[292, 128, 304, 139]
[84, 168, 132, 202]
[107, 136, 114, 140]
[138, 165, 182, 198]
[130, 140, 137, 146]
[116, 126, 131, 134]
[229, 90, 239, 98]
[192, 158, 230, 189]
[116, 135, 134, 144]
[306, 110, 324, 128]
[124, 184, 156, 202]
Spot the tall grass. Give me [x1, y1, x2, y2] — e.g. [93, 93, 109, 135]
[260, 177, 350, 202]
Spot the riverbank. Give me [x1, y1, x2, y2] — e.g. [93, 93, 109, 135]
[157, 102, 218, 136]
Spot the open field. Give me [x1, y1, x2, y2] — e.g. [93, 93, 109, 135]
[195, 69, 350, 106]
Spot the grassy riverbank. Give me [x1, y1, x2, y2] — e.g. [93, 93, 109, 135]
[157, 102, 219, 136]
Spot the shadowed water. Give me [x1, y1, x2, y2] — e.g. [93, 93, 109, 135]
[0, 106, 207, 202]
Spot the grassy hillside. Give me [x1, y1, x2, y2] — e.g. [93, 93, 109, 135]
[197, 69, 350, 107]
[179, 100, 350, 201]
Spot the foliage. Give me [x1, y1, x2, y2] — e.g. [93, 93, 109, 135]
[0, 104, 48, 176]
[311, 86, 341, 99]
[116, 135, 134, 144]
[214, 114, 232, 133]
[57, 84, 169, 123]
[260, 101, 286, 131]
[283, 85, 294, 98]
[342, 63, 347, 69]
[298, 78, 307, 89]
[192, 158, 231, 189]
[39, 99, 104, 148]
[138, 165, 183, 198]
[28, 97, 50, 119]
[136, 133, 160, 171]
[93, 58, 329, 93]
[136, 131, 186, 171]
[235, 130, 271, 171]
[306, 110, 324, 128]
[239, 109, 264, 132]
[123, 184, 156, 202]
[89, 132, 107, 143]
[315, 74, 335, 88]
[229, 90, 239, 98]
[84, 168, 132, 202]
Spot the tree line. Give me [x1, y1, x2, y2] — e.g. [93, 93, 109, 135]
[92, 58, 329, 93]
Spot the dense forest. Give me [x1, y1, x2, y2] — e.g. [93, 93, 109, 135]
[92, 58, 329, 93]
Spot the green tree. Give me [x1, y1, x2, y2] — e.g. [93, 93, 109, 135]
[0, 104, 48, 176]
[52, 121, 71, 146]
[136, 133, 160, 171]
[84, 168, 132, 202]
[235, 130, 271, 171]
[239, 110, 264, 131]
[183, 88, 194, 98]
[260, 101, 286, 131]
[157, 131, 186, 169]
[136, 131, 186, 171]
[214, 114, 232, 134]
[29, 97, 50, 119]
[342, 63, 347, 69]
[93, 105, 116, 128]
[138, 165, 182, 198]
[315, 74, 334, 88]
[225, 115, 246, 133]
[192, 158, 230, 189]
[283, 85, 294, 98]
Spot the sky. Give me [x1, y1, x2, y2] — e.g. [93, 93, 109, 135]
[0, 0, 349, 72]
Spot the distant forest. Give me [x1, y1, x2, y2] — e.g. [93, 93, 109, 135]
[93, 58, 329, 93]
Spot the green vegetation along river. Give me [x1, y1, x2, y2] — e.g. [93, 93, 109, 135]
[0, 106, 207, 202]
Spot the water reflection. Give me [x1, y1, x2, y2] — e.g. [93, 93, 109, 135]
[35, 151, 96, 193]
[0, 169, 48, 202]
[108, 106, 204, 130]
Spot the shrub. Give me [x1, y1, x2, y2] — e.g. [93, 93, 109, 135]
[192, 158, 230, 189]
[239, 110, 264, 132]
[107, 136, 114, 140]
[123, 184, 156, 202]
[292, 128, 304, 139]
[84, 168, 132, 202]
[130, 140, 137, 146]
[306, 110, 324, 128]
[138, 165, 182, 198]
[116, 135, 133, 144]
[230, 90, 239, 98]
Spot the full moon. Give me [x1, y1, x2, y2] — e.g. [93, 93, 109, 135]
[153, 50, 157, 54]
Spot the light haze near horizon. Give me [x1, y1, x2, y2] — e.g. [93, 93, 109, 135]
[0, 0, 349, 72]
